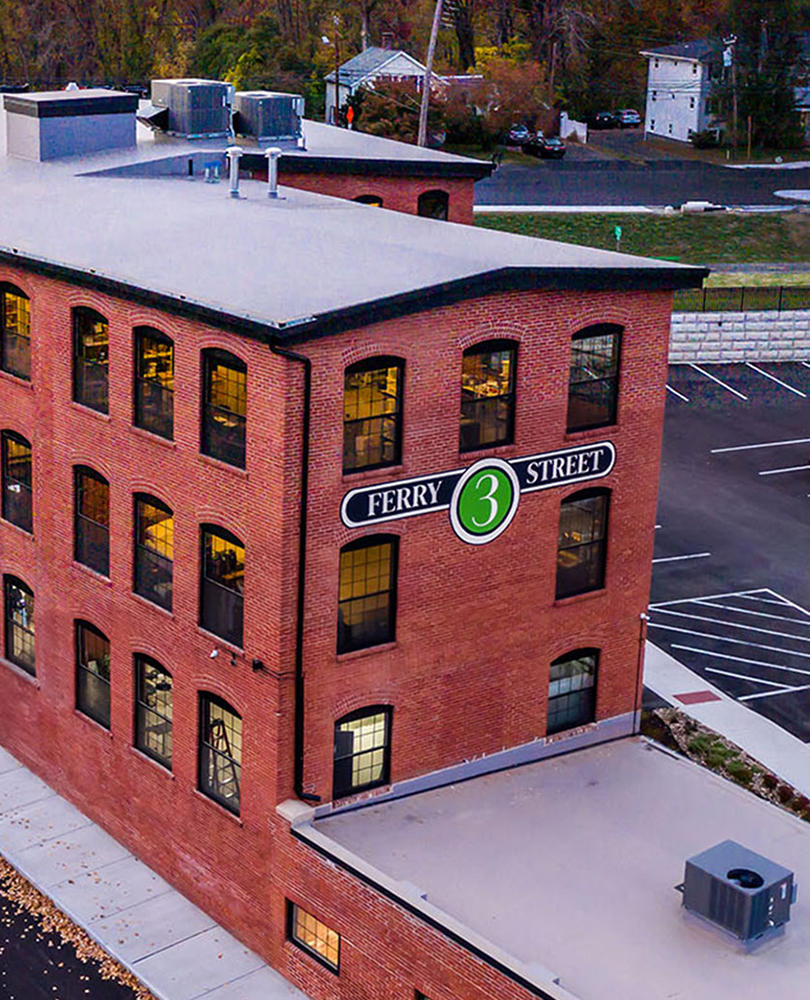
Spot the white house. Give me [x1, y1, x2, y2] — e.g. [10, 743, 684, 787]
[640, 40, 717, 142]
[324, 47, 434, 124]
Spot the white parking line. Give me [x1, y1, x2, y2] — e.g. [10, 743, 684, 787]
[654, 524, 662, 529]
[690, 363, 748, 400]
[692, 600, 810, 626]
[802, 362, 810, 369]
[651, 608, 810, 643]
[740, 683, 810, 702]
[670, 644, 810, 677]
[737, 593, 792, 607]
[758, 464, 810, 476]
[711, 437, 810, 454]
[645, 622, 810, 659]
[765, 588, 810, 619]
[666, 384, 690, 402]
[705, 667, 792, 689]
[649, 588, 769, 609]
[651, 552, 711, 564]
[745, 362, 807, 398]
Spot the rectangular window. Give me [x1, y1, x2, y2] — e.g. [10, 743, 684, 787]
[2, 432, 32, 533]
[134, 328, 174, 439]
[460, 341, 516, 452]
[73, 308, 109, 413]
[76, 622, 111, 728]
[690, 96, 695, 109]
[134, 496, 173, 610]
[343, 359, 403, 473]
[74, 468, 110, 576]
[199, 693, 242, 813]
[4, 577, 34, 675]
[200, 526, 244, 647]
[333, 708, 391, 798]
[287, 902, 340, 972]
[566, 326, 621, 432]
[202, 350, 246, 468]
[556, 491, 609, 600]
[1, 286, 31, 380]
[135, 656, 173, 769]
[337, 537, 397, 654]
[547, 650, 597, 735]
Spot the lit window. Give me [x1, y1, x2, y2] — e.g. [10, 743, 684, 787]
[1, 284, 31, 380]
[343, 358, 403, 473]
[135, 655, 173, 769]
[547, 649, 598, 734]
[288, 902, 340, 971]
[200, 525, 244, 647]
[556, 490, 609, 600]
[460, 340, 516, 452]
[202, 349, 246, 468]
[199, 693, 242, 814]
[74, 467, 109, 576]
[337, 536, 397, 654]
[1, 431, 32, 533]
[134, 327, 174, 439]
[353, 194, 383, 206]
[134, 495, 173, 611]
[76, 621, 111, 728]
[417, 189, 449, 220]
[333, 706, 392, 798]
[73, 308, 109, 413]
[4, 576, 34, 675]
[566, 324, 622, 432]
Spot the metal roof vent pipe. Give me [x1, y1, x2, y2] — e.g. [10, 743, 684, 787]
[225, 145, 243, 198]
[265, 146, 283, 199]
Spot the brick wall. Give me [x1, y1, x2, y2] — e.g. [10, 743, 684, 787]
[669, 309, 810, 362]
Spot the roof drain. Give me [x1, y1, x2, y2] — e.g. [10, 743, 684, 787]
[265, 146, 282, 199]
[225, 145, 243, 198]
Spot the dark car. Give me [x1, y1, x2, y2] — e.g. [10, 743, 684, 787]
[617, 109, 642, 128]
[506, 123, 532, 145]
[590, 111, 617, 129]
[521, 133, 566, 159]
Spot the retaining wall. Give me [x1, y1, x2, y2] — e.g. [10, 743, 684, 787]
[669, 309, 810, 362]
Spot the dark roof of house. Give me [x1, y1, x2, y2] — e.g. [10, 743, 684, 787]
[641, 39, 716, 63]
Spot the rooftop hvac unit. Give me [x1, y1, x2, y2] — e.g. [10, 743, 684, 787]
[149, 79, 233, 139]
[233, 91, 304, 142]
[680, 840, 797, 943]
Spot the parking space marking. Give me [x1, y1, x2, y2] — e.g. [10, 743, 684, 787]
[670, 645, 810, 678]
[692, 600, 810, 626]
[745, 362, 807, 398]
[740, 683, 810, 702]
[651, 552, 710, 564]
[666, 384, 690, 402]
[765, 588, 810, 618]
[651, 588, 770, 608]
[646, 623, 810, 659]
[758, 464, 810, 476]
[711, 437, 810, 454]
[802, 362, 810, 369]
[652, 608, 810, 643]
[738, 593, 793, 607]
[705, 667, 792, 689]
[689, 363, 748, 400]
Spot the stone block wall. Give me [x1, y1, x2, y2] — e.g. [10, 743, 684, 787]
[669, 309, 810, 362]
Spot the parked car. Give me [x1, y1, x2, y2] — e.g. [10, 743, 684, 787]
[590, 111, 617, 129]
[505, 123, 532, 145]
[617, 109, 642, 128]
[522, 133, 566, 159]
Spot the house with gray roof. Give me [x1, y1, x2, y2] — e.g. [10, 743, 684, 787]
[324, 46, 437, 124]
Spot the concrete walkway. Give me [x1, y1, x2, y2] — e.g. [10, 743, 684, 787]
[0, 745, 305, 1000]
[644, 640, 810, 799]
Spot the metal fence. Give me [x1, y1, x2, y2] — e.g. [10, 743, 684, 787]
[674, 285, 810, 313]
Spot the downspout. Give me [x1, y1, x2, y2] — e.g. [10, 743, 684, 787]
[634, 611, 649, 735]
[269, 340, 321, 802]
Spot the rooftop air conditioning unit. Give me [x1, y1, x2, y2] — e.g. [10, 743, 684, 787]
[680, 840, 797, 943]
[149, 79, 233, 139]
[233, 91, 304, 143]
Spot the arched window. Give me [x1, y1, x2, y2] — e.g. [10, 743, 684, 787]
[547, 649, 598, 735]
[76, 620, 111, 728]
[73, 307, 109, 413]
[201, 349, 246, 468]
[333, 706, 392, 799]
[134, 327, 174, 439]
[459, 339, 516, 452]
[74, 467, 109, 576]
[2, 431, 32, 533]
[353, 194, 383, 207]
[200, 524, 244, 647]
[1, 284, 31, 380]
[417, 189, 449, 220]
[566, 324, 622, 433]
[199, 692, 242, 814]
[134, 495, 174, 611]
[4, 576, 34, 675]
[343, 357, 403, 473]
[134, 655, 173, 769]
[337, 535, 398, 654]
[556, 489, 609, 599]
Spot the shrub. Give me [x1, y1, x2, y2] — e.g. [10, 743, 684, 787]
[690, 129, 720, 149]
[705, 741, 737, 769]
[687, 733, 712, 756]
[793, 795, 809, 812]
[761, 773, 778, 791]
[777, 783, 795, 805]
[726, 760, 753, 786]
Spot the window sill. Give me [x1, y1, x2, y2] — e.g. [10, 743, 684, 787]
[71, 561, 112, 586]
[553, 586, 607, 608]
[286, 939, 339, 976]
[70, 401, 111, 422]
[196, 625, 244, 656]
[0, 370, 33, 390]
[0, 518, 34, 540]
[336, 640, 396, 663]
[192, 788, 243, 826]
[131, 425, 177, 449]
[199, 453, 248, 479]
[0, 657, 38, 687]
[130, 591, 174, 619]
[130, 745, 175, 778]
[73, 709, 113, 737]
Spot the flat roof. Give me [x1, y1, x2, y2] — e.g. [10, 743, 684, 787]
[302, 739, 810, 1000]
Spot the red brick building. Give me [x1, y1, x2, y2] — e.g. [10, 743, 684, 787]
[0, 89, 704, 999]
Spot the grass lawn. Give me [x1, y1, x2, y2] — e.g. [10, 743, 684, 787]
[475, 211, 810, 268]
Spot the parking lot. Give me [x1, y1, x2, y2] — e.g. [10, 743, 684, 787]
[651, 361, 810, 739]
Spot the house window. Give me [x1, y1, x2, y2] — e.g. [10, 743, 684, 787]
[343, 358, 403, 473]
[566, 324, 622, 432]
[689, 96, 695, 109]
[134, 495, 173, 611]
[652, 90, 657, 102]
[417, 189, 449, 220]
[692, 63, 697, 75]
[460, 340, 516, 452]
[76, 621, 111, 728]
[134, 655, 173, 769]
[654, 59, 659, 69]
[353, 194, 383, 206]
[74, 467, 109, 576]
[200, 525, 244, 647]
[202, 349, 246, 468]
[337, 536, 397, 654]
[650, 120, 656, 131]
[333, 706, 392, 798]
[199, 693, 241, 814]
[556, 489, 609, 599]
[73, 307, 109, 413]
[4, 576, 34, 675]
[1, 284, 31, 380]
[287, 902, 340, 972]
[134, 327, 174, 439]
[1, 431, 32, 533]
[547, 649, 598, 735]
[668, 123, 673, 134]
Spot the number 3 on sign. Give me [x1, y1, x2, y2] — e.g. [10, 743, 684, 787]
[449, 458, 521, 545]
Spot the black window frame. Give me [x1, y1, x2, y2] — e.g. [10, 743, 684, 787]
[199, 524, 245, 647]
[134, 494, 173, 611]
[333, 705, 392, 799]
[287, 900, 341, 972]
[353, 194, 383, 206]
[547, 648, 598, 735]
[72, 307, 110, 414]
[566, 324, 622, 433]
[1, 283, 31, 380]
[74, 466, 110, 577]
[134, 326, 174, 439]
[337, 535, 398, 655]
[134, 654, 173, 769]
[4, 575, 35, 675]
[417, 188, 449, 220]
[201, 348, 247, 469]
[1, 430, 33, 533]
[343, 356, 404, 474]
[555, 488, 610, 600]
[459, 338, 517, 453]
[198, 692, 242, 815]
[75, 620, 111, 728]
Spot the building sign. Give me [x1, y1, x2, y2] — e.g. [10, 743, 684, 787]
[340, 441, 616, 544]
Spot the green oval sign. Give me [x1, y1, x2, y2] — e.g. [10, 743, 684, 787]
[449, 458, 520, 545]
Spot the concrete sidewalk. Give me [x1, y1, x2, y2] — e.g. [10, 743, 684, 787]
[644, 640, 810, 799]
[0, 745, 305, 1000]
